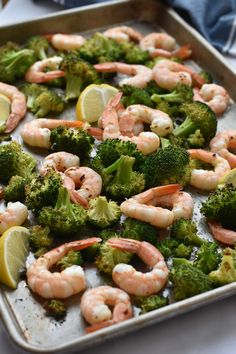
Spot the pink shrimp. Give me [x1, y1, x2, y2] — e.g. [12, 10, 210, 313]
[107, 238, 169, 296]
[208, 220, 236, 245]
[25, 56, 65, 83]
[40, 152, 80, 175]
[210, 130, 236, 168]
[193, 84, 230, 115]
[45, 33, 86, 51]
[103, 26, 143, 42]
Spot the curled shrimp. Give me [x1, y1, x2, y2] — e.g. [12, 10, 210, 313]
[0, 202, 28, 235]
[193, 84, 230, 115]
[188, 149, 231, 190]
[25, 56, 65, 84]
[45, 33, 86, 51]
[0, 82, 26, 133]
[153, 59, 205, 90]
[120, 184, 191, 228]
[107, 238, 169, 296]
[103, 25, 143, 42]
[94, 62, 153, 88]
[21, 118, 84, 148]
[40, 152, 80, 175]
[139, 32, 192, 59]
[119, 104, 173, 137]
[210, 130, 236, 168]
[65, 166, 102, 208]
[27, 238, 101, 299]
[80, 285, 133, 333]
[208, 220, 236, 245]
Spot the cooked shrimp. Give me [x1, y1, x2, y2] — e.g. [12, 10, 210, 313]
[0, 202, 28, 235]
[21, 118, 84, 148]
[119, 105, 173, 137]
[25, 56, 65, 83]
[103, 26, 143, 42]
[65, 166, 102, 208]
[120, 184, 188, 228]
[140, 32, 191, 59]
[120, 132, 160, 155]
[107, 238, 169, 296]
[188, 149, 231, 190]
[0, 82, 26, 133]
[27, 238, 101, 299]
[94, 62, 153, 88]
[210, 130, 236, 168]
[208, 220, 236, 245]
[193, 84, 230, 115]
[153, 59, 205, 90]
[45, 33, 86, 51]
[40, 152, 80, 175]
[80, 285, 133, 333]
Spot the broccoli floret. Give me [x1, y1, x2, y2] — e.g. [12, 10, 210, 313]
[199, 70, 213, 84]
[29, 225, 54, 257]
[173, 101, 217, 147]
[151, 84, 193, 104]
[25, 170, 62, 212]
[0, 47, 36, 83]
[121, 85, 155, 108]
[38, 187, 87, 236]
[95, 241, 132, 275]
[25, 35, 49, 60]
[4, 175, 33, 202]
[170, 263, 212, 300]
[79, 32, 123, 63]
[121, 218, 159, 246]
[57, 250, 83, 270]
[173, 243, 193, 258]
[209, 248, 236, 286]
[103, 155, 145, 200]
[33, 91, 65, 118]
[81, 244, 100, 262]
[140, 145, 191, 188]
[0, 141, 36, 184]
[170, 218, 203, 246]
[201, 184, 236, 229]
[44, 299, 67, 319]
[133, 295, 169, 314]
[50, 126, 94, 162]
[119, 41, 149, 64]
[193, 242, 221, 274]
[60, 53, 101, 100]
[187, 129, 205, 148]
[88, 196, 121, 228]
[21, 83, 47, 111]
[157, 238, 180, 259]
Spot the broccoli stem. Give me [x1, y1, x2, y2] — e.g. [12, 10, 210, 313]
[173, 117, 197, 138]
[92, 196, 117, 220]
[55, 187, 75, 220]
[2, 49, 33, 69]
[65, 73, 83, 101]
[39, 48, 47, 60]
[104, 155, 135, 184]
[152, 91, 184, 103]
[160, 137, 171, 149]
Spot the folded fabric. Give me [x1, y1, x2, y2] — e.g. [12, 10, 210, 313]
[165, 0, 236, 56]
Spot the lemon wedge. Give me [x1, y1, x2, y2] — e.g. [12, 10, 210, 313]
[218, 168, 236, 187]
[0, 94, 11, 129]
[0, 226, 30, 289]
[76, 83, 119, 123]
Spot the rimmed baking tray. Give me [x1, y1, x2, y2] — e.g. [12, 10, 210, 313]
[0, 0, 236, 352]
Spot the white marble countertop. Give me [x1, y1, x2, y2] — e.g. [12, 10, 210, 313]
[0, 1, 236, 353]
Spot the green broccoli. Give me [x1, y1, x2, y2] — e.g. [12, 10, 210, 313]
[38, 187, 87, 236]
[151, 84, 193, 104]
[103, 155, 145, 200]
[201, 184, 236, 229]
[187, 129, 205, 148]
[79, 32, 123, 63]
[57, 250, 83, 270]
[25, 35, 50, 60]
[0, 141, 36, 184]
[25, 170, 62, 213]
[170, 263, 212, 300]
[173, 243, 193, 258]
[209, 248, 236, 286]
[120, 81, 162, 108]
[119, 41, 149, 64]
[133, 295, 169, 314]
[140, 145, 191, 188]
[88, 196, 121, 228]
[50, 126, 94, 162]
[157, 238, 180, 259]
[193, 242, 221, 274]
[29, 225, 54, 257]
[4, 175, 33, 202]
[81, 244, 100, 262]
[21, 83, 46, 110]
[44, 299, 67, 319]
[121, 218, 159, 246]
[95, 241, 132, 275]
[60, 53, 101, 100]
[170, 218, 203, 246]
[173, 101, 217, 147]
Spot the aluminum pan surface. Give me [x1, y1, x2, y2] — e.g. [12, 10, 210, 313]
[0, 0, 236, 352]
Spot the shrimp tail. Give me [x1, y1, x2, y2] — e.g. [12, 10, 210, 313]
[67, 237, 101, 251]
[4, 113, 23, 133]
[58, 120, 84, 128]
[69, 190, 89, 209]
[85, 319, 116, 333]
[87, 127, 103, 140]
[172, 44, 192, 59]
[192, 72, 206, 88]
[94, 63, 116, 72]
[107, 238, 140, 253]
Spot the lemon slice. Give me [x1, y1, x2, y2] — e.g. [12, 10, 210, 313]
[0, 226, 30, 288]
[218, 168, 236, 187]
[76, 84, 119, 123]
[0, 94, 11, 129]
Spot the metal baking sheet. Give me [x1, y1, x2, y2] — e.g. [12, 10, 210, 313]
[0, 0, 236, 352]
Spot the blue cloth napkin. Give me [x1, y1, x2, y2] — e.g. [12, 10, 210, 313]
[49, 0, 236, 56]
